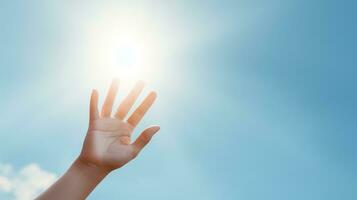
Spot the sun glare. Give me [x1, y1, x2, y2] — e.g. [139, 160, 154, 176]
[101, 33, 148, 79]
[88, 30, 153, 81]
[83, 11, 163, 87]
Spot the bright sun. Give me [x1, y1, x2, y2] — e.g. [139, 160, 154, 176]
[101, 33, 148, 78]
[83, 11, 163, 85]
[87, 30, 153, 81]
[113, 38, 144, 69]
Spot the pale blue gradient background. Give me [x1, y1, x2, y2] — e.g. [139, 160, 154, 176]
[0, 0, 356, 200]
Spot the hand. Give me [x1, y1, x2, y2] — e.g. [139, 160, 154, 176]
[78, 79, 159, 172]
[36, 79, 159, 200]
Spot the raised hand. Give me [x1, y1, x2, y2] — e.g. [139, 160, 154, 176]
[36, 79, 160, 200]
[79, 79, 159, 172]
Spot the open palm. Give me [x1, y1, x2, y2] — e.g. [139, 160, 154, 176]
[79, 79, 159, 171]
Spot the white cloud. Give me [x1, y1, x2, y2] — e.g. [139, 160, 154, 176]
[0, 163, 56, 200]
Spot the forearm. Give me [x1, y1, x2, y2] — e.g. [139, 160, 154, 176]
[36, 158, 110, 200]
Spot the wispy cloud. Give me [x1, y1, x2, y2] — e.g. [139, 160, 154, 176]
[0, 163, 56, 200]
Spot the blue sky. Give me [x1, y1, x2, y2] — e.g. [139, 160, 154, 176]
[0, 0, 356, 199]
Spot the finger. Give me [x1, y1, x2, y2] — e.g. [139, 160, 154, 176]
[132, 126, 160, 156]
[115, 81, 145, 120]
[90, 89, 99, 120]
[127, 91, 157, 127]
[101, 79, 119, 117]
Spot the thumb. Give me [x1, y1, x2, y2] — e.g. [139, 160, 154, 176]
[132, 126, 160, 156]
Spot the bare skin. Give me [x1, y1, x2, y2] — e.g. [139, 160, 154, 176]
[36, 79, 160, 200]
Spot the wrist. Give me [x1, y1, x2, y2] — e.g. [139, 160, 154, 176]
[72, 157, 111, 180]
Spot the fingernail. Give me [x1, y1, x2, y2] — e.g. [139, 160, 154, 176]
[149, 91, 157, 99]
[151, 126, 160, 135]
